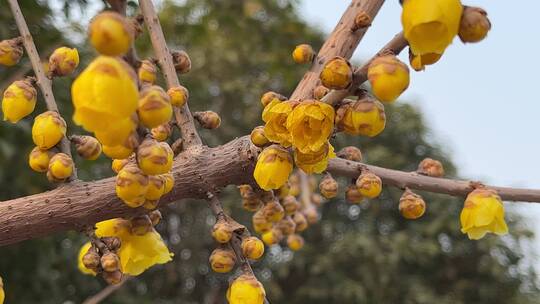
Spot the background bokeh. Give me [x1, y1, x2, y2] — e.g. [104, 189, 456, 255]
[0, 0, 539, 303]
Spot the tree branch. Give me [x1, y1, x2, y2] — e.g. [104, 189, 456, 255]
[138, 0, 202, 148]
[82, 276, 130, 304]
[290, 0, 385, 101]
[7, 0, 76, 179]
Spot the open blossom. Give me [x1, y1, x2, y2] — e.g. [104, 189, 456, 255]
[262, 99, 296, 147]
[253, 145, 293, 191]
[294, 142, 335, 174]
[460, 188, 508, 240]
[286, 100, 334, 154]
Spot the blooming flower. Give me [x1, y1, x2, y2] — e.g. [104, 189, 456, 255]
[294, 142, 335, 174]
[253, 145, 293, 191]
[460, 188, 508, 240]
[286, 100, 335, 153]
[262, 99, 296, 147]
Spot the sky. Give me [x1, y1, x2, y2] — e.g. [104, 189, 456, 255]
[299, 0, 540, 259]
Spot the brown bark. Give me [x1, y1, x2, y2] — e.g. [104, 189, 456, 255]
[289, 0, 385, 101]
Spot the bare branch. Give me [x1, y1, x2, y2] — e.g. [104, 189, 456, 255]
[82, 276, 130, 304]
[7, 0, 76, 179]
[138, 0, 203, 148]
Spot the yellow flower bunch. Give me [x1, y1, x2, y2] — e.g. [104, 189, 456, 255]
[286, 100, 335, 153]
[460, 188, 508, 240]
[262, 99, 296, 147]
[253, 145, 293, 190]
[294, 142, 335, 174]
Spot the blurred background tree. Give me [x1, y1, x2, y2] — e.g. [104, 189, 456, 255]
[0, 0, 538, 303]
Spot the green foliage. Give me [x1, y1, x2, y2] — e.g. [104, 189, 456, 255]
[0, 0, 538, 303]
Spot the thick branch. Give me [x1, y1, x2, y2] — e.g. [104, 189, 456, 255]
[138, 0, 202, 148]
[322, 32, 408, 105]
[290, 0, 385, 100]
[7, 0, 76, 179]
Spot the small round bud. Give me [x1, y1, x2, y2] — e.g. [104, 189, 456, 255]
[89, 11, 133, 56]
[260, 91, 286, 108]
[241, 236, 265, 260]
[151, 123, 172, 142]
[0, 37, 24, 66]
[303, 207, 319, 225]
[138, 85, 173, 129]
[167, 85, 189, 107]
[356, 171, 382, 199]
[277, 182, 290, 199]
[161, 172, 175, 194]
[145, 175, 166, 201]
[261, 227, 283, 246]
[138, 59, 157, 85]
[292, 44, 315, 64]
[194, 111, 221, 129]
[130, 215, 153, 235]
[336, 97, 386, 137]
[115, 164, 149, 208]
[100, 252, 120, 272]
[367, 55, 410, 103]
[346, 185, 364, 204]
[238, 184, 255, 198]
[282, 195, 299, 215]
[310, 193, 324, 207]
[227, 274, 266, 304]
[287, 234, 305, 251]
[336, 146, 362, 162]
[319, 174, 338, 199]
[171, 50, 191, 74]
[82, 245, 101, 271]
[352, 11, 372, 31]
[313, 85, 330, 100]
[399, 189, 426, 219]
[252, 210, 273, 234]
[212, 218, 234, 243]
[28, 147, 53, 173]
[73, 135, 102, 160]
[417, 158, 445, 177]
[48, 47, 79, 77]
[137, 138, 173, 175]
[32, 111, 67, 150]
[243, 197, 263, 212]
[292, 212, 308, 232]
[209, 247, 236, 273]
[102, 270, 123, 285]
[48, 153, 74, 181]
[149, 210, 162, 226]
[2, 78, 37, 123]
[320, 56, 353, 90]
[250, 126, 269, 147]
[276, 216, 296, 235]
[288, 183, 300, 197]
[262, 201, 285, 223]
[459, 7, 491, 43]
[102, 237, 121, 251]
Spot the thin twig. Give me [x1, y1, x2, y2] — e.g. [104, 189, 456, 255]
[82, 276, 130, 304]
[138, 0, 202, 149]
[7, 0, 77, 180]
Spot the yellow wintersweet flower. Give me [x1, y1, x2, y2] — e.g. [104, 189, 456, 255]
[401, 0, 462, 55]
[116, 164, 149, 208]
[294, 142, 335, 174]
[89, 12, 133, 56]
[48, 46, 79, 77]
[336, 97, 386, 137]
[95, 218, 173, 276]
[78, 242, 97, 276]
[262, 99, 296, 147]
[94, 116, 136, 147]
[460, 188, 508, 240]
[286, 100, 334, 154]
[227, 274, 266, 304]
[48, 153, 74, 181]
[32, 111, 67, 150]
[253, 145, 293, 191]
[28, 147, 52, 173]
[137, 86, 173, 129]
[367, 55, 410, 102]
[0, 38, 23, 66]
[2, 79, 37, 123]
[137, 138, 174, 176]
[72, 56, 138, 133]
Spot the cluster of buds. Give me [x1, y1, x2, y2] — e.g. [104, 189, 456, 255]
[80, 236, 123, 285]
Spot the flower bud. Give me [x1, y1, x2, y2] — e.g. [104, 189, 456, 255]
[209, 247, 236, 273]
[254, 145, 293, 191]
[276, 216, 296, 235]
[194, 111, 221, 129]
[73, 135, 102, 160]
[336, 97, 386, 137]
[459, 7, 491, 43]
[102, 131, 139, 160]
[0, 37, 23, 66]
[288, 183, 300, 197]
[399, 189, 426, 219]
[102, 270, 123, 285]
[145, 175, 165, 201]
[137, 138, 173, 175]
[171, 50, 191, 74]
[101, 252, 120, 272]
[212, 218, 234, 243]
[356, 171, 382, 199]
[310, 193, 324, 207]
[303, 207, 319, 225]
[48, 47, 79, 77]
[260, 91, 286, 108]
[2, 78, 37, 123]
[115, 164, 149, 208]
[352, 11, 372, 30]
[32, 111, 67, 150]
[82, 245, 101, 272]
[262, 227, 283, 245]
[112, 159, 130, 173]
[292, 44, 315, 64]
[48, 153, 74, 181]
[336, 146, 362, 162]
[138, 86, 172, 129]
[252, 210, 273, 234]
[28, 147, 53, 173]
[287, 234, 305, 251]
[367, 55, 410, 102]
[319, 174, 338, 199]
[262, 200, 285, 223]
[282, 195, 299, 215]
[89, 11, 133, 56]
[161, 172, 174, 194]
[460, 187, 508, 240]
[130, 215, 153, 235]
[346, 185, 364, 204]
[417, 158, 444, 177]
[167, 86, 189, 107]
[102, 237, 122, 251]
[277, 182, 290, 199]
[138, 59, 157, 85]
[313, 85, 330, 100]
[243, 197, 263, 212]
[250, 126, 269, 147]
[293, 212, 308, 232]
[227, 274, 266, 304]
[150, 123, 171, 142]
[320, 56, 352, 90]
[149, 210, 162, 226]
[241, 236, 265, 260]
